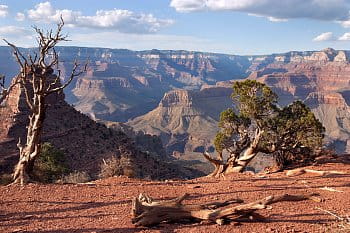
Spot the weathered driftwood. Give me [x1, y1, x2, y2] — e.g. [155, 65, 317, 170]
[131, 193, 321, 227]
[286, 168, 346, 177]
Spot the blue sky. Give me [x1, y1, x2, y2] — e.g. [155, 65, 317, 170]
[0, 0, 350, 55]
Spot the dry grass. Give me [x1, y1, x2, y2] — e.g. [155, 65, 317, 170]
[98, 156, 134, 179]
[59, 171, 90, 184]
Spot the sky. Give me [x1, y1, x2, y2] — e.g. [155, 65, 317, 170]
[0, 0, 350, 55]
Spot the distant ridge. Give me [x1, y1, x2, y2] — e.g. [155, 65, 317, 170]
[1, 47, 349, 155]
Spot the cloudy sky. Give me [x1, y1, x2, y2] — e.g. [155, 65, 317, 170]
[0, 0, 350, 54]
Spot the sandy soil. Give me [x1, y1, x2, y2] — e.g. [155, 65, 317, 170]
[1, 161, 350, 233]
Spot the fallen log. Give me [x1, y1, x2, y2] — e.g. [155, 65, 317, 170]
[286, 168, 346, 177]
[131, 193, 321, 227]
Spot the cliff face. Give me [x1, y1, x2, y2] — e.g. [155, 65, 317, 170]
[128, 86, 233, 156]
[130, 49, 350, 156]
[68, 50, 251, 122]
[1, 47, 350, 156]
[249, 54, 350, 154]
[0, 78, 201, 179]
[306, 92, 350, 153]
[0, 47, 253, 122]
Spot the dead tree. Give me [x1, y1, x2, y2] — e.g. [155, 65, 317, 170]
[131, 192, 321, 226]
[3, 18, 86, 184]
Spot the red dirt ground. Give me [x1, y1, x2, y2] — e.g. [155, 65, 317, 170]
[1, 161, 350, 233]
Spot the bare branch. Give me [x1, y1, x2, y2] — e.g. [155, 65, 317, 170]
[19, 79, 34, 111]
[203, 152, 224, 166]
[3, 39, 28, 70]
[46, 60, 87, 95]
[6, 15, 85, 184]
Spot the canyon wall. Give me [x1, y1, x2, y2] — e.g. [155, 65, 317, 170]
[1, 47, 349, 157]
[0, 77, 200, 179]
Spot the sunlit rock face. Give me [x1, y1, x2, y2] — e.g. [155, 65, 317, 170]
[129, 87, 233, 156]
[249, 50, 350, 154]
[131, 49, 350, 155]
[1, 47, 350, 155]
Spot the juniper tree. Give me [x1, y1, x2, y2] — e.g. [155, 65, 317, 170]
[204, 80, 324, 177]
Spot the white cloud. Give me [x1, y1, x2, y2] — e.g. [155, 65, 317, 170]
[66, 31, 233, 53]
[0, 26, 35, 47]
[170, 0, 350, 23]
[338, 32, 350, 41]
[312, 32, 350, 41]
[267, 17, 288, 22]
[0, 26, 32, 37]
[15, 12, 26, 21]
[339, 20, 350, 28]
[313, 32, 335, 42]
[170, 0, 207, 12]
[0, 5, 8, 18]
[27, 2, 173, 34]
[249, 14, 288, 22]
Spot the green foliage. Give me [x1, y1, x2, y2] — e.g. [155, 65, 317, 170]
[214, 132, 226, 153]
[232, 80, 277, 120]
[34, 142, 69, 183]
[215, 80, 325, 167]
[214, 108, 250, 153]
[267, 101, 324, 165]
[278, 101, 324, 149]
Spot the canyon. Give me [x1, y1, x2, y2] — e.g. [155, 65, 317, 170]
[0, 47, 349, 166]
[129, 48, 350, 156]
[0, 75, 200, 179]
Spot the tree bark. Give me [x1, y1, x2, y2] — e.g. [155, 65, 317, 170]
[203, 128, 263, 177]
[13, 93, 45, 184]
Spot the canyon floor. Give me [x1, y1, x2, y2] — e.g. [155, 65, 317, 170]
[1, 159, 350, 233]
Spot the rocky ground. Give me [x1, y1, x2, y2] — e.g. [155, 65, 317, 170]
[1, 159, 350, 233]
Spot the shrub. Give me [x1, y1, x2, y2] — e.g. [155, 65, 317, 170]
[59, 171, 90, 184]
[98, 156, 134, 179]
[33, 142, 69, 183]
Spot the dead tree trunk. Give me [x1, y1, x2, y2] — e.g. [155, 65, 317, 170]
[131, 192, 321, 227]
[4, 18, 86, 185]
[204, 128, 263, 178]
[13, 88, 46, 184]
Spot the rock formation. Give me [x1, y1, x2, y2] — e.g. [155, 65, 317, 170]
[249, 51, 350, 154]
[0, 78, 201, 180]
[129, 86, 233, 156]
[1, 47, 252, 122]
[1, 47, 349, 157]
[130, 49, 350, 156]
